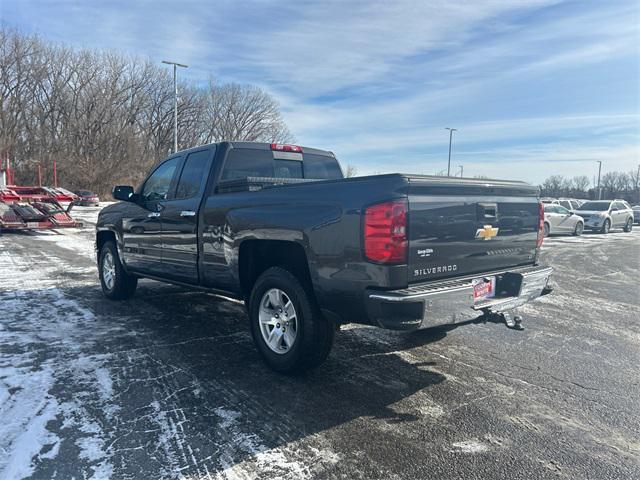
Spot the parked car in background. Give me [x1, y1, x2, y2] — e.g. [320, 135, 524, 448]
[633, 205, 640, 224]
[574, 200, 634, 233]
[543, 204, 584, 236]
[541, 197, 558, 205]
[75, 190, 100, 206]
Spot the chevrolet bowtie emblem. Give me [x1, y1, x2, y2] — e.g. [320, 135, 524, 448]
[475, 225, 499, 240]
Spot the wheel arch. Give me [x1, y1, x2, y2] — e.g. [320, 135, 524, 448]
[238, 239, 314, 301]
[96, 228, 127, 268]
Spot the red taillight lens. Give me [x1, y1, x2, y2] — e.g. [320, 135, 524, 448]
[270, 143, 302, 153]
[536, 201, 545, 248]
[364, 199, 408, 264]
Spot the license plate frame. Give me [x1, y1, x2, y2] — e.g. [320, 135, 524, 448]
[473, 276, 496, 302]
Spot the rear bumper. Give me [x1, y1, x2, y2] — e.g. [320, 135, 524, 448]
[365, 265, 553, 331]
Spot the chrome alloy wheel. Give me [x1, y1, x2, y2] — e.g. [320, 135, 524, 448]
[102, 251, 116, 290]
[259, 288, 298, 354]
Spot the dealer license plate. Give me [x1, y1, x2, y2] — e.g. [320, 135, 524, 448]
[473, 277, 496, 302]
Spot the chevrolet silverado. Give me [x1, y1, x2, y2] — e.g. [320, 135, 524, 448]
[96, 142, 553, 372]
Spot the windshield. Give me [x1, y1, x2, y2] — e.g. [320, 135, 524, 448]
[579, 201, 610, 211]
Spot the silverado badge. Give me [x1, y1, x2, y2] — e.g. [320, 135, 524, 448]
[475, 225, 499, 240]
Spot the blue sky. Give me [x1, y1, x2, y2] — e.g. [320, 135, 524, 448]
[2, 0, 639, 184]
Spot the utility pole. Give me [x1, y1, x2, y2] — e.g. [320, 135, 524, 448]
[596, 160, 602, 200]
[458, 165, 463, 177]
[162, 60, 188, 153]
[636, 163, 640, 203]
[445, 128, 457, 177]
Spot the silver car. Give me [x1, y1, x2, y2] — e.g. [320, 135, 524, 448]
[543, 204, 584, 236]
[574, 200, 634, 233]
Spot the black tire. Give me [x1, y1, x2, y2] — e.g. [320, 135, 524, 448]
[573, 222, 583, 236]
[623, 218, 633, 232]
[248, 266, 334, 373]
[543, 222, 550, 237]
[98, 240, 138, 300]
[600, 219, 611, 234]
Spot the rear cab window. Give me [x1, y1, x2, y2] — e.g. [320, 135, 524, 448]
[220, 148, 343, 182]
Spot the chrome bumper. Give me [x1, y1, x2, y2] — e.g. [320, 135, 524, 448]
[365, 265, 553, 331]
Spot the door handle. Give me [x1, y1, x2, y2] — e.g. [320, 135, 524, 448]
[180, 210, 196, 217]
[147, 212, 161, 218]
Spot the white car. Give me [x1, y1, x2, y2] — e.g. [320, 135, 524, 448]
[574, 200, 634, 233]
[543, 204, 584, 236]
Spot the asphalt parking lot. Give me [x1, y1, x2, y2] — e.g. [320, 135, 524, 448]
[1, 208, 639, 480]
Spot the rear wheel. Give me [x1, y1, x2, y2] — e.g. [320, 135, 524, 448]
[623, 218, 633, 232]
[543, 222, 550, 237]
[248, 266, 334, 373]
[99, 241, 138, 300]
[573, 222, 583, 236]
[600, 219, 611, 234]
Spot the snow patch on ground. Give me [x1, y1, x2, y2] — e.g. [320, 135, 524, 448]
[213, 406, 339, 480]
[36, 229, 97, 261]
[451, 439, 489, 453]
[0, 364, 60, 480]
[0, 234, 117, 478]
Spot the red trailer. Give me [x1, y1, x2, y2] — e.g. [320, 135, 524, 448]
[0, 185, 82, 232]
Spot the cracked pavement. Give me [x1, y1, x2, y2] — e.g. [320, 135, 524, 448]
[1, 206, 639, 479]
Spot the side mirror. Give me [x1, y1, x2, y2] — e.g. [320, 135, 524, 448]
[113, 185, 135, 202]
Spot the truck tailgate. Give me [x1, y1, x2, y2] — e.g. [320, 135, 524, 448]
[407, 177, 540, 283]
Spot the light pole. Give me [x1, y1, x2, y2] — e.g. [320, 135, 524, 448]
[596, 160, 602, 200]
[636, 163, 640, 203]
[162, 60, 188, 153]
[445, 127, 457, 176]
[457, 165, 463, 177]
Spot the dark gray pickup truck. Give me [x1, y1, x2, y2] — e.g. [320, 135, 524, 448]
[96, 142, 553, 372]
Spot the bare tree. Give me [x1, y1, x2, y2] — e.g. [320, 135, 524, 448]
[540, 175, 565, 197]
[571, 175, 590, 195]
[0, 28, 294, 195]
[202, 81, 293, 144]
[344, 164, 358, 178]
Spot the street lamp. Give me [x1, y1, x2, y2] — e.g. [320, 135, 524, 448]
[596, 160, 602, 200]
[457, 165, 463, 177]
[162, 60, 188, 153]
[445, 127, 457, 176]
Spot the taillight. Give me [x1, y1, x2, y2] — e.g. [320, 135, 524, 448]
[364, 199, 408, 264]
[270, 143, 302, 153]
[536, 201, 545, 248]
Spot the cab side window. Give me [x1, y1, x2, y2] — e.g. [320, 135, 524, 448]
[142, 157, 180, 202]
[175, 150, 210, 199]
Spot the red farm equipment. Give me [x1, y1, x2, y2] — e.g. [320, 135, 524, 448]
[0, 158, 83, 232]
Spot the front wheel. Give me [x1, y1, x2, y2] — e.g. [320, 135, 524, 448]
[573, 222, 583, 236]
[623, 218, 633, 232]
[600, 219, 611, 234]
[248, 266, 334, 373]
[99, 240, 138, 300]
[543, 222, 550, 237]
